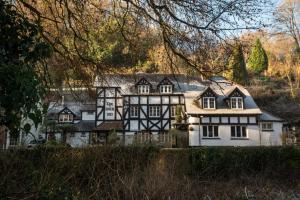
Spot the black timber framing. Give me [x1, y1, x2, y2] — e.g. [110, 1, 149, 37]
[122, 94, 185, 133]
[190, 114, 260, 125]
[96, 87, 123, 126]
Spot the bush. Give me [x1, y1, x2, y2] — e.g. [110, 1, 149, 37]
[0, 147, 299, 199]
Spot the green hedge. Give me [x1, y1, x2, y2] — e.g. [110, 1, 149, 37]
[0, 146, 299, 199]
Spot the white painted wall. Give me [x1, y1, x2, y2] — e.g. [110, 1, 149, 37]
[82, 111, 95, 120]
[189, 124, 260, 146]
[188, 116, 283, 146]
[260, 122, 283, 146]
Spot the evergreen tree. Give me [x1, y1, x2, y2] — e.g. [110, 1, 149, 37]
[0, 1, 51, 136]
[247, 38, 268, 74]
[227, 43, 248, 85]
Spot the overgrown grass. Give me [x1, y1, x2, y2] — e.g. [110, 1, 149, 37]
[0, 147, 300, 199]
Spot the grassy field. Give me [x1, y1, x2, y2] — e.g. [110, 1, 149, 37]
[0, 146, 300, 200]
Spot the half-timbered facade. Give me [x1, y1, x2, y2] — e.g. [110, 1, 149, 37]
[2, 73, 284, 149]
[36, 73, 284, 147]
[122, 94, 185, 134]
[93, 73, 284, 146]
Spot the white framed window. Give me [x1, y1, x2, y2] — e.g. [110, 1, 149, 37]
[261, 122, 273, 131]
[231, 97, 243, 109]
[231, 126, 247, 138]
[171, 105, 177, 117]
[130, 106, 139, 117]
[138, 85, 150, 94]
[81, 132, 86, 137]
[160, 85, 172, 93]
[203, 97, 215, 109]
[149, 106, 160, 117]
[203, 126, 219, 138]
[59, 114, 73, 123]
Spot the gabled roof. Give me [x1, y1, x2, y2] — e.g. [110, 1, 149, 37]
[197, 87, 218, 99]
[73, 121, 95, 132]
[226, 87, 246, 98]
[157, 77, 174, 86]
[94, 73, 205, 94]
[260, 111, 284, 122]
[93, 121, 123, 131]
[47, 102, 96, 120]
[58, 107, 76, 116]
[135, 77, 152, 86]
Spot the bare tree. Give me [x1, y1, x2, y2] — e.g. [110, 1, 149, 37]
[15, 0, 270, 80]
[274, 0, 300, 48]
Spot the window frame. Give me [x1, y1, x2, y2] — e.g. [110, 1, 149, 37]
[231, 125, 247, 138]
[130, 106, 139, 118]
[149, 106, 161, 117]
[171, 105, 177, 117]
[138, 85, 150, 94]
[261, 122, 273, 131]
[202, 125, 219, 138]
[59, 114, 74, 123]
[160, 85, 172, 94]
[230, 97, 243, 109]
[203, 97, 216, 109]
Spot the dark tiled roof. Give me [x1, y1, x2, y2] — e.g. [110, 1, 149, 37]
[47, 103, 96, 120]
[93, 121, 123, 131]
[74, 121, 95, 132]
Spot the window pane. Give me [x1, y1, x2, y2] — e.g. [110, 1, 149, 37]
[203, 98, 208, 108]
[242, 127, 246, 137]
[209, 98, 215, 108]
[238, 98, 243, 108]
[231, 98, 237, 108]
[208, 126, 213, 137]
[267, 123, 272, 130]
[214, 126, 218, 137]
[203, 126, 207, 137]
[171, 106, 176, 117]
[236, 126, 241, 137]
[231, 126, 235, 137]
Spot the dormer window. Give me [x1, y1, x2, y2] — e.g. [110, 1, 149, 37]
[58, 107, 75, 123]
[231, 97, 243, 109]
[158, 77, 174, 94]
[138, 85, 150, 94]
[160, 85, 172, 94]
[203, 97, 215, 109]
[59, 114, 73, 123]
[227, 87, 245, 109]
[199, 87, 218, 109]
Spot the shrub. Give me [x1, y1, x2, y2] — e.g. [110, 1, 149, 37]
[0, 147, 299, 199]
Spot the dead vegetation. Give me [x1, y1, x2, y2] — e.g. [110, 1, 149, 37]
[0, 146, 300, 200]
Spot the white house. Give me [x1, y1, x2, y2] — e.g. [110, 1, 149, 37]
[185, 80, 284, 146]
[93, 74, 284, 146]
[27, 73, 284, 148]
